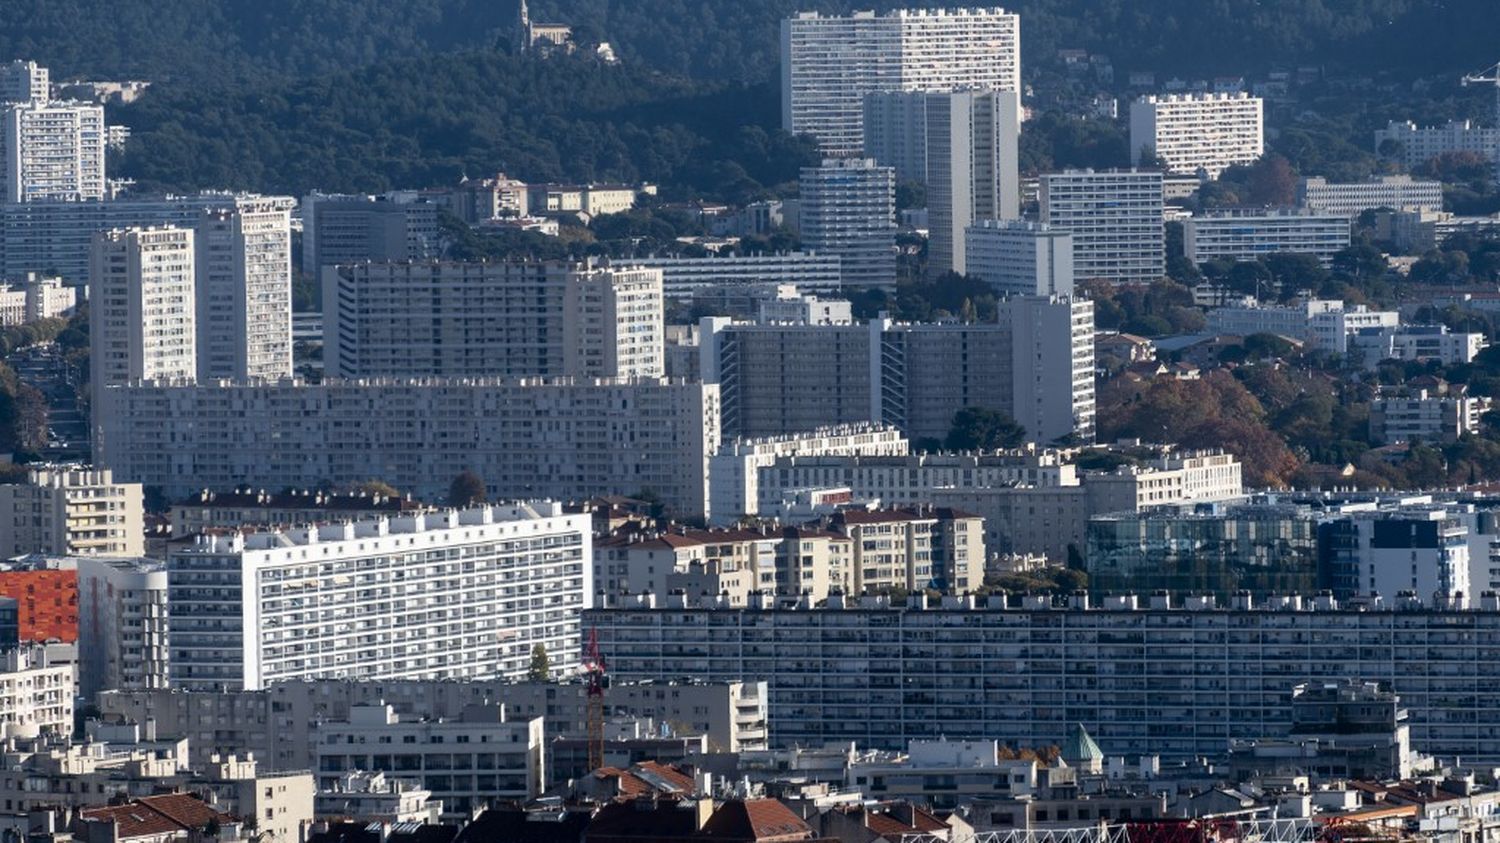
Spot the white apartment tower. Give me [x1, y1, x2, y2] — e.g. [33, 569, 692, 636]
[1040, 169, 1165, 283]
[323, 260, 663, 379]
[781, 8, 1021, 157]
[1297, 176, 1445, 217]
[964, 219, 1074, 297]
[89, 227, 196, 391]
[1129, 93, 1264, 178]
[1, 100, 106, 202]
[0, 61, 48, 105]
[864, 89, 1021, 275]
[167, 503, 592, 691]
[800, 158, 897, 290]
[194, 197, 295, 381]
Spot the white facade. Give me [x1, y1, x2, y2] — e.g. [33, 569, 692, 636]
[757, 288, 853, 325]
[1374, 120, 1500, 177]
[0, 61, 49, 105]
[1297, 175, 1444, 217]
[1342, 507, 1471, 608]
[88, 227, 196, 391]
[633, 252, 842, 298]
[315, 704, 544, 820]
[1206, 299, 1398, 352]
[863, 89, 1021, 274]
[1129, 93, 1264, 178]
[1040, 170, 1165, 283]
[168, 503, 591, 691]
[323, 261, 663, 380]
[1348, 325, 1486, 370]
[1182, 211, 1351, 266]
[195, 198, 295, 381]
[0, 645, 74, 738]
[708, 423, 909, 525]
[781, 7, 1021, 157]
[0, 274, 76, 326]
[75, 557, 169, 697]
[1369, 390, 1492, 445]
[964, 219, 1075, 297]
[316, 771, 438, 825]
[0, 467, 144, 558]
[800, 158, 897, 290]
[94, 378, 718, 517]
[0, 192, 290, 286]
[1, 100, 105, 202]
[755, 449, 1242, 563]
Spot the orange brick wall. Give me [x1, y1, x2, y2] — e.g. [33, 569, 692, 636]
[0, 570, 78, 642]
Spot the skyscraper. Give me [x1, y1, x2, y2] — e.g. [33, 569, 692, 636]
[1, 100, 106, 202]
[864, 89, 1021, 275]
[799, 158, 897, 290]
[781, 7, 1021, 157]
[1040, 169, 1165, 284]
[88, 227, 196, 391]
[1129, 93, 1264, 178]
[194, 197, 296, 381]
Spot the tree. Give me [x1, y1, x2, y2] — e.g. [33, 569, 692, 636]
[527, 644, 551, 681]
[945, 407, 1027, 451]
[1247, 154, 1297, 206]
[448, 470, 486, 507]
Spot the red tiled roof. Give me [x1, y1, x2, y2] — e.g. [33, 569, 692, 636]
[700, 800, 810, 842]
[81, 793, 229, 840]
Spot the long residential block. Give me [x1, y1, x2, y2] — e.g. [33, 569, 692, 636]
[590, 593, 1500, 763]
[323, 260, 663, 380]
[167, 502, 591, 691]
[93, 378, 718, 517]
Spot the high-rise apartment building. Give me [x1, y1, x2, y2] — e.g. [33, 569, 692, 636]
[0, 467, 144, 558]
[88, 227, 196, 390]
[75, 556, 169, 697]
[194, 198, 295, 381]
[699, 295, 1094, 444]
[781, 8, 1020, 157]
[322, 261, 663, 379]
[0, 61, 48, 105]
[0, 192, 289, 286]
[1040, 169, 1165, 283]
[0, 645, 74, 737]
[1129, 93, 1264, 178]
[800, 158, 897, 290]
[1, 100, 106, 202]
[94, 378, 719, 517]
[864, 89, 1021, 275]
[167, 503, 591, 691]
[1297, 175, 1445, 217]
[1001, 295, 1095, 444]
[964, 220, 1074, 297]
[300, 193, 440, 274]
[589, 593, 1500, 762]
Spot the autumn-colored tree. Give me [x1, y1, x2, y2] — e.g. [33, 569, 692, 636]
[1247, 154, 1297, 206]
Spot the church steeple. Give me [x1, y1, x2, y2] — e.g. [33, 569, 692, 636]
[517, 0, 532, 51]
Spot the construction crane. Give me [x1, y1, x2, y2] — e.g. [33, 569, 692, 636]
[582, 626, 609, 773]
[1461, 61, 1500, 126]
